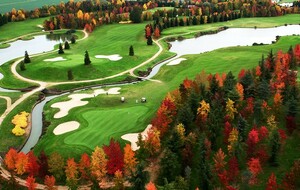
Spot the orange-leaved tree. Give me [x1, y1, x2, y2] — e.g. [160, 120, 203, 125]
[44, 175, 56, 190]
[91, 146, 107, 182]
[123, 144, 137, 177]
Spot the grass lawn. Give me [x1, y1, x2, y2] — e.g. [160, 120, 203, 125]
[0, 17, 46, 42]
[0, 0, 81, 14]
[17, 23, 159, 82]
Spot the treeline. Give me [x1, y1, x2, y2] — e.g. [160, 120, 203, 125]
[3, 140, 142, 189]
[144, 44, 300, 189]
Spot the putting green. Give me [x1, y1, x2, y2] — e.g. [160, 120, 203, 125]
[64, 106, 150, 149]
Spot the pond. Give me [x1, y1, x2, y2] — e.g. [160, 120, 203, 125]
[169, 25, 300, 56]
[0, 34, 71, 66]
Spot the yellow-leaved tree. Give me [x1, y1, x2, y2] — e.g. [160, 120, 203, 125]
[228, 128, 239, 154]
[226, 98, 237, 120]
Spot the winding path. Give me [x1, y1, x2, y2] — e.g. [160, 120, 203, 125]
[0, 96, 11, 109]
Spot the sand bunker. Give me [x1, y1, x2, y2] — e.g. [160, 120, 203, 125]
[53, 121, 80, 135]
[51, 87, 121, 118]
[95, 54, 122, 61]
[44, 57, 67, 62]
[167, 58, 187, 66]
[121, 124, 152, 151]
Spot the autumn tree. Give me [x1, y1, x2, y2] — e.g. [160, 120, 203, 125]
[84, 50, 91, 65]
[26, 151, 40, 177]
[144, 127, 161, 157]
[151, 97, 177, 136]
[228, 128, 239, 154]
[197, 100, 210, 122]
[44, 175, 56, 190]
[228, 156, 239, 183]
[123, 144, 137, 177]
[26, 176, 37, 190]
[15, 152, 28, 175]
[266, 173, 277, 190]
[146, 181, 157, 190]
[226, 98, 237, 120]
[154, 26, 160, 38]
[65, 158, 78, 190]
[129, 45, 134, 56]
[48, 152, 65, 182]
[247, 158, 262, 185]
[213, 148, 228, 186]
[247, 129, 260, 158]
[78, 153, 90, 180]
[103, 138, 124, 175]
[113, 170, 124, 190]
[24, 51, 31, 63]
[4, 148, 18, 171]
[38, 151, 49, 179]
[90, 146, 107, 182]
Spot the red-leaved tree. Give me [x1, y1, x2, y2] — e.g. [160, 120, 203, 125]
[103, 138, 124, 175]
[266, 173, 277, 190]
[26, 176, 37, 190]
[26, 151, 40, 177]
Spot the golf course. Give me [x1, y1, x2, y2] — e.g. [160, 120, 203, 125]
[0, 0, 300, 188]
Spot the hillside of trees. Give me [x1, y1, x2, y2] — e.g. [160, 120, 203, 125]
[1, 0, 300, 31]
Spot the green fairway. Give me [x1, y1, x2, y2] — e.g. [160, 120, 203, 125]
[0, 0, 80, 14]
[17, 23, 159, 82]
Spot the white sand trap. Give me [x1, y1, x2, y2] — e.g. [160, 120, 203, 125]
[167, 58, 187, 66]
[44, 57, 66, 62]
[53, 121, 80, 135]
[37, 24, 44, 28]
[51, 87, 121, 118]
[95, 54, 122, 61]
[121, 124, 152, 151]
